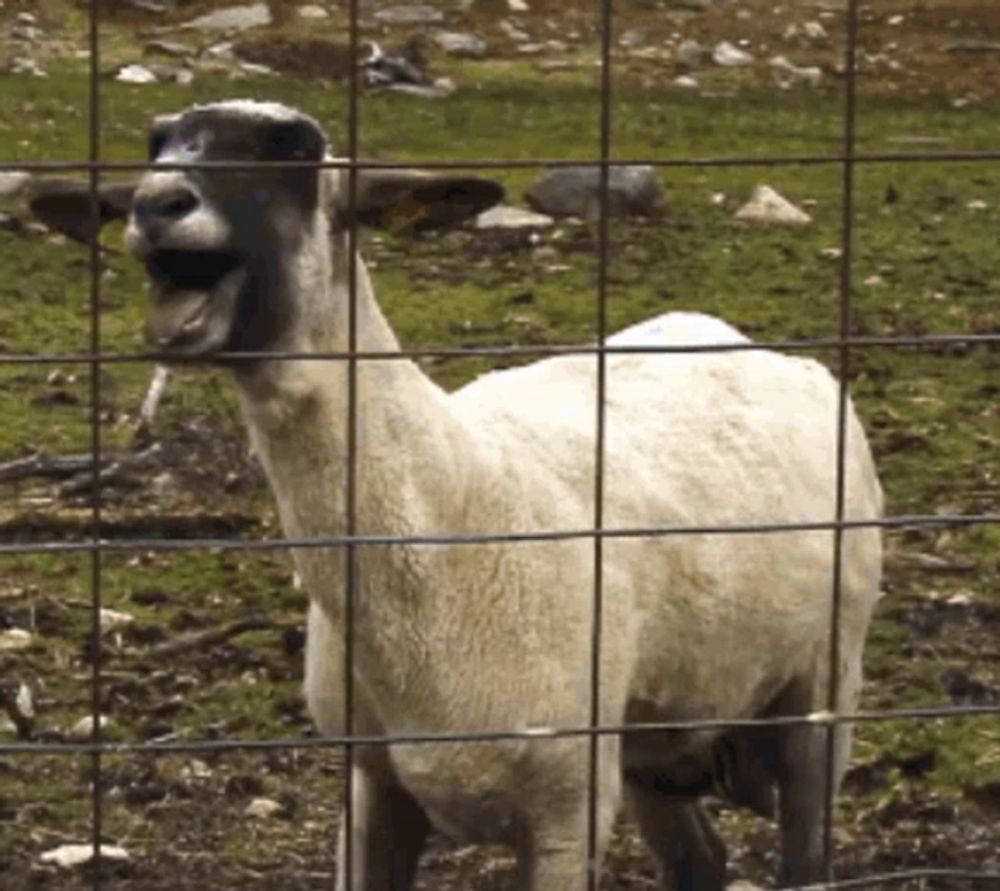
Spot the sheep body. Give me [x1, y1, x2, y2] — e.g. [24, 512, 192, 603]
[119, 101, 883, 889]
[297, 305, 882, 846]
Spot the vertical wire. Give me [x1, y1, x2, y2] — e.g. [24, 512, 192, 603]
[823, 0, 861, 880]
[341, 0, 361, 886]
[587, 0, 614, 887]
[86, 2, 104, 889]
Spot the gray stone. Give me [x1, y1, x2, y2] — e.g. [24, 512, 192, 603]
[713, 41, 753, 67]
[8, 57, 47, 77]
[40, 845, 130, 870]
[15, 12, 37, 25]
[673, 74, 699, 89]
[770, 55, 822, 88]
[384, 77, 455, 98]
[526, 166, 664, 220]
[735, 185, 812, 226]
[373, 5, 445, 26]
[182, 2, 271, 32]
[0, 171, 30, 199]
[245, 797, 283, 819]
[0, 628, 32, 652]
[298, 4, 330, 19]
[11, 24, 42, 42]
[476, 205, 554, 230]
[433, 31, 486, 58]
[144, 40, 192, 58]
[68, 715, 112, 739]
[676, 38, 703, 68]
[115, 64, 158, 84]
[203, 42, 236, 61]
[499, 19, 529, 42]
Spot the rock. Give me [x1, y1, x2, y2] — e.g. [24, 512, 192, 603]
[803, 21, 829, 43]
[727, 883, 765, 891]
[182, 2, 271, 32]
[384, 78, 456, 98]
[735, 185, 812, 226]
[40, 845, 130, 869]
[619, 29, 645, 50]
[204, 42, 236, 61]
[676, 38, 703, 69]
[245, 797, 283, 819]
[499, 19, 529, 42]
[713, 41, 753, 67]
[100, 608, 134, 633]
[144, 40, 191, 58]
[770, 56, 822, 88]
[8, 57, 47, 77]
[362, 40, 431, 88]
[11, 24, 43, 42]
[0, 212, 23, 234]
[122, 0, 175, 12]
[526, 166, 664, 220]
[946, 41, 1000, 55]
[68, 715, 112, 740]
[238, 61, 274, 76]
[674, 75, 699, 88]
[508, 0, 530, 11]
[114, 64, 159, 84]
[476, 205, 554, 229]
[0, 628, 32, 652]
[0, 171, 30, 199]
[373, 5, 445, 26]
[15, 12, 37, 25]
[298, 4, 330, 19]
[433, 31, 486, 58]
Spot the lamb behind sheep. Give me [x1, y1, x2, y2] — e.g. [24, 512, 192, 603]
[53, 100, 883, 890]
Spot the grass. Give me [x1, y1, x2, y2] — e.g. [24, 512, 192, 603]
[1, 43, 998, 882]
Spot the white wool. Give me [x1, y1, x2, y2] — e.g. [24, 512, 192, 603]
[128, 122, 884, 888]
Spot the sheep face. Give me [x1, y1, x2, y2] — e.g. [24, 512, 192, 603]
[127, 101, 328, 358]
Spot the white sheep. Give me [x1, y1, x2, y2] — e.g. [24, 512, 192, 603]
[57, 100, 883, 890]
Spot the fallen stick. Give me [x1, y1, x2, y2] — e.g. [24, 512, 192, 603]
[141, 614, 296, 660]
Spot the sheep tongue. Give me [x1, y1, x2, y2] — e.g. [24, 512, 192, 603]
[144, 289, 210, 348]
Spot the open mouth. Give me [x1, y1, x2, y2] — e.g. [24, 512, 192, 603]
[147, 249, 242, 293]
[144, 249, 246, 354]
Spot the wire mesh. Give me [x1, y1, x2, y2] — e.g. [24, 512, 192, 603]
[0, 0, 997, 888]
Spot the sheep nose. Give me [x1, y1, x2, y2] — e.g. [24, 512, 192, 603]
[133, 183, 200, 226]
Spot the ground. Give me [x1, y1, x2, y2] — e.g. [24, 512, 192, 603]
[0, 1, 999, 889]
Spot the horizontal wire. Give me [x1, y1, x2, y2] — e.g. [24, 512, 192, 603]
[2, 704, 998, 757]
[4, 150, 1000, 174]
[1, 332, 998, 367]
[1, 512, 998, 558]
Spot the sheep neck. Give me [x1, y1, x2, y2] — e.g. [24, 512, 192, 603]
[231, 233, 481, 621]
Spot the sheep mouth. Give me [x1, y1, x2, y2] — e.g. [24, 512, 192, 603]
[144, 249, 245, 355]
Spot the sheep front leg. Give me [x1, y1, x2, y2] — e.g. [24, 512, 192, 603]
[336, 761, 432, 891]
[515, 829, 589, 891]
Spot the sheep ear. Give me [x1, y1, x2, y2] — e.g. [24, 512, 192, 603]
[26, 179, 136, 245]
[340, 171, 503, 234]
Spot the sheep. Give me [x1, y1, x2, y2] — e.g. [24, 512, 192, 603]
[52, 99, 883, 890]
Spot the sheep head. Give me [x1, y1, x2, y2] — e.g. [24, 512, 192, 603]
[119, 100, 502, 360]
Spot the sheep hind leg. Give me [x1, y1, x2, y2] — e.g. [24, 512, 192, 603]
[336, 763, 432, 891]
[626, 777, 726, 891]
[772, 679, 834, 888]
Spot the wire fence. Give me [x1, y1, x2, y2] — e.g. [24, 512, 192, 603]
[1, 0, 999, 889]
